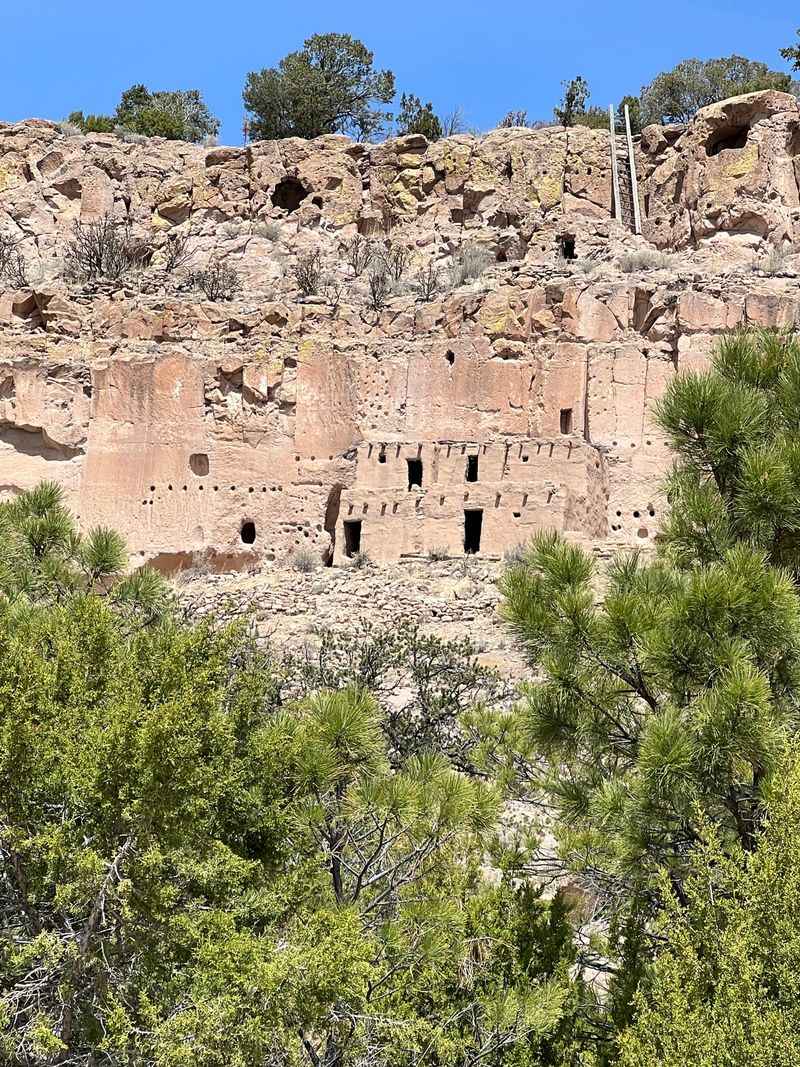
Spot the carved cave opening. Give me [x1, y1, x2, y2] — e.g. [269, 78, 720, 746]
[466, 455, 478, 482]
[706, 125, 749, 156]
[559, 235, 576, 260]
[240, 520, 256, 544]
[344, 519, 362, 557]
[464, 509, 483, 554]
[560, 408, 574, 434]
[407, 458, 423, 489]
[189, 452, 210, 476]
[271, 177, 309, 212]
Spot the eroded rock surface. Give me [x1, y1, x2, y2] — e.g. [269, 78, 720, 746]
[1, 91, 799, 568]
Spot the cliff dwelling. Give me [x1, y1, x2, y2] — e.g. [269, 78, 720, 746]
[706, 123, 750, 155]
[1, 89, 799, 570]
[271, 175, 308, 212]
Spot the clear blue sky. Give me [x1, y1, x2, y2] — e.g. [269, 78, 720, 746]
[2, 0, 796, 145]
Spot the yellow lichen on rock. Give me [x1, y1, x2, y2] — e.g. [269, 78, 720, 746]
[530, 173, 563, 210]
[0, 165, 21, 192]
[724, 142, 759, 180]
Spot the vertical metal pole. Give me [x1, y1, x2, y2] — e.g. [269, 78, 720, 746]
[624, 104, 642, 235]
[609, 105, 622, 225]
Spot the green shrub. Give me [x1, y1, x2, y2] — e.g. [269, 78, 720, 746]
[640, 56, 793, 125]
[190, 258, 240, 301]
[396, 93, 443, 140]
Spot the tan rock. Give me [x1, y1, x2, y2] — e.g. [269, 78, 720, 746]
[0, 93, 797, 569]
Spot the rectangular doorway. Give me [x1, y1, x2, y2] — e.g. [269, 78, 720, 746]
[559, 234, 576, 260]
[343, 520, 362, 557]
[466, 454, 478, 482]
[407, 458, 423, 489]
[464, 509, 483, 554]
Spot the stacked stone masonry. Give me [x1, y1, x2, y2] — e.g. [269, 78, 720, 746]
[0, 89, 799, 567]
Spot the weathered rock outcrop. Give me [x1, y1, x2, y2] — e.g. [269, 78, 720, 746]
[640, 90, 800, 250]
[1, 91, 799, 568]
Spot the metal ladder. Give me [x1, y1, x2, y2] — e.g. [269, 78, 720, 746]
[609, 104, 641, 235]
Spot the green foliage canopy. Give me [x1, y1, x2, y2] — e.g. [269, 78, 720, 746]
[282, 621, 510, 769]
[499, 532, 800, 899]
[620, 755, 800, 1065]
[573, 106, 608, 130]
[781, 29, 800, 71]
[0, 489, 580, 1065]
[617, 95, 642, 134]
[0, 601, 574, 1064]
[640, 55, 794, 125]
[396, 93, 443, 141]
[0, 481, 169, 620]
[67, 84, 219, 142]
[243, 33, 395, 141]
[495, 331, 800, 1003]
[553, 76, 589, 127]
[66, 111, 115, 133]
[115, 84, 219, 141]
[656, 330, 800, 574]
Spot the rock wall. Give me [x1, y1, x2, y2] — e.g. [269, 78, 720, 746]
[1, 90, 799, 568]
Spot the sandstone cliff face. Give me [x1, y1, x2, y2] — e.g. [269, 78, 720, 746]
[0, 91, 799, 569]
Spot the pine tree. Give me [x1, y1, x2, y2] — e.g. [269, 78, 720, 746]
[781, 29, 800, 71]
[499, 532, 800, 899]
[0, 480, 169, 619]
[494, 329, 800, 1024]
[396, 94, 443, 140]
[554, 77, 589, 127]
[243, 34, 395, 141]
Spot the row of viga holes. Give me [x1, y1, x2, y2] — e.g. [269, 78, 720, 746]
[610, 504, 658, 535]
[366, 441, 586, 462]
[345, 488, 557, 517]
[141, 484, 286, 504]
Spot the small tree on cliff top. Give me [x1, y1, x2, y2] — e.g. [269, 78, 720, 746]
[639, 55, 794, 125]
[115, 83, 219, 141]
[396, 93, 443, 140]
[68, 85, 219, 142]
[554, 76, 589, 126]
[243, 33, 395, 140]
[67, 111, 116, 133]
[617, 94, 642, 134]
[782, 29, 800, 71]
